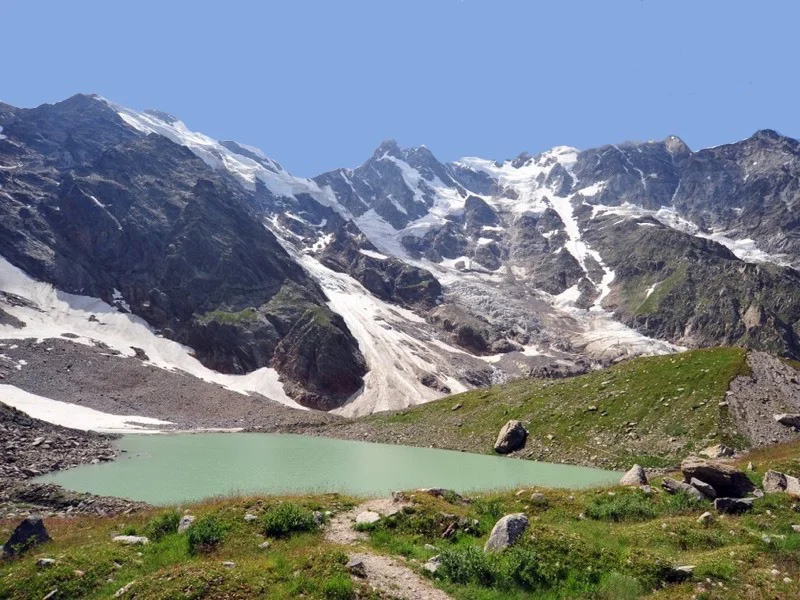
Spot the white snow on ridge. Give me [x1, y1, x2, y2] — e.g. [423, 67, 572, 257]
[0, 384, 172, 434]
[0, 257, 302, 411]
[591, 203, 790, 266]
[102, 98, 346, 213]
[359, 248, 388, 260]
[0, 126, 6, 141]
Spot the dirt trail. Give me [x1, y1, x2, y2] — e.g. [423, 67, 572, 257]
[325, 497, 451, 600]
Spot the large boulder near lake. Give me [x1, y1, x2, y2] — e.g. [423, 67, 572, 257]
[762, 470, 800, 498]
[661, 478, 704, 501]
[1, 516, 51, 558]
[680, 457, 755, 498]
[484, 513, 529, 552]
[494, 420, 528, 454]
[620, 464, 648, 486]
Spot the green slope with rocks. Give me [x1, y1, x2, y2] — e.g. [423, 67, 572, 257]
[305, 348, 752, 469]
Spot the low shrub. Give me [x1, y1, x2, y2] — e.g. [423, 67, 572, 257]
[186, 515, 226, 555]
[262, 503, 318, 538]
[321, 574, 355, 600]
[120, 525, 138, 536]
[438, 545, 496, 586]
[146, 510, 181, 541]
[585, 493, 657, 522]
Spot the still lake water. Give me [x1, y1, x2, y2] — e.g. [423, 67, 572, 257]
[37, 433, 619, 505]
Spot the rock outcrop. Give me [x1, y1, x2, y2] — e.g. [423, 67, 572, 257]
[1, 516, 50, 558]
[484, 513, 529, 552]
[680, 457, 755, 498]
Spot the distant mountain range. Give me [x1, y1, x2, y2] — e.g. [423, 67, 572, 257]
[1, 94, 798, 415]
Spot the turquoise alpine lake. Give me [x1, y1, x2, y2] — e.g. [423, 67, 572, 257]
[37, 433, 619, 505]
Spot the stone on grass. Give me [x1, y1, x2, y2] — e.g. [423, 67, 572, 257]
[112, 535, 149, 546]
[355, 511, 381, 525]
[697, 511, 714, 525]
[680, 457, 755, 498]
[346, 558, 367, 578]
[222, 561, 236, 569]
[665, 565, 694, 583]
[762, 470, 800, 499]
[37, 558, 56, 568]
[689, 478, 717, 500]
[258, 541, 271, 550]
[178, 515, 195, 533]
[113, 582, 136, 598]
[494, 420, 528, 454]
[484, 513, 529, 552]
[699, 444, 734, 459]
[529, 492, 548, 506]
[661, 478, 704, 501]
[423, 555, 441, 574]
[714, 497, 754, 514]
[1, 516, 51, 558]
[620, 464, 648, 487]
[243, 513, 258, 523]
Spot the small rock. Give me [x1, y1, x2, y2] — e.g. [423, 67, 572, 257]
[43, 590, 59, 600]
[529, 492, 548, 506]
[451, 403, 462, 411]
[620, 464, 648, 487]
[313, 511, 324, 526]
[662, 478, 704, 501]
[243, 513, 258, 523]
[784, 577, 793, 584]
[747, 462, 755, 471]
[113, 581, 136, 598]
[714, 497, 754, 514]
[697, 511, 714, 525]
[774, 414, 800, 428]
[112, 535, 149, 545]
[690, 478, 718, 500]
[665, 565, 694, 583]
[484, 513, 529, 552]
[178, 515, 195, 533]
[222, 561, 236, 569]
[423, 555, 441, 574]
[355, 511, 381, 525]
[792, 524, 800, 533]
[424, 543, 438, 552]
[346, 558, 367, 578]
[258, 541, 271, 550]
[37, 558, 56, 568]
[699, 444, 734, 459]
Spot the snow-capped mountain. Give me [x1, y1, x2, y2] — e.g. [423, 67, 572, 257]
[1, 94, 799, 416]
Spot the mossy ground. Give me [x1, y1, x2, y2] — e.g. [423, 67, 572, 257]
[195, 307, 260, 326]
[353, 348, 750, 469]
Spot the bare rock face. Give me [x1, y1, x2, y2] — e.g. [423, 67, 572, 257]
[1, 516, 51, 558]
[494, 420, 528, 454]
[680, 457, 755, 498]
[620, 464, 648, 486]
[484, 513, 529, 552]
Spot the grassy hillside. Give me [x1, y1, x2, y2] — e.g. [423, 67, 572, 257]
[4, 444, 800, 599]
[326, 348, 751, 469]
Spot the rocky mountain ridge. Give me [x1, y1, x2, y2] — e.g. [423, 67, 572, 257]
[1, 94, 799, 414]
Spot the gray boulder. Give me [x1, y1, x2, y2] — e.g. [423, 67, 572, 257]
[423, 555, 441, 574]
[661, 478, 704, 501]
[355, 511, 381, 525]
[484, 513, 529, 552]
[689, 478, 717, 500]
[346, 558, 367, 578]
[680, 457, 755, 498]
[1, 516, 51, 558]
[714, 497, 754, 514]
[620, 464, 648, 486]
[494, 420, 528, 454]
[762, 470, 800, 498]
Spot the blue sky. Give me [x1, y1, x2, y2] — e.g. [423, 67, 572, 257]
[2, 0, 796, 176]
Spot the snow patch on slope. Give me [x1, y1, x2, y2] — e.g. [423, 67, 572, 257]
[0, 384, 172, 434]
[297, 254, 468, 417]
[0, 257, 301, 410]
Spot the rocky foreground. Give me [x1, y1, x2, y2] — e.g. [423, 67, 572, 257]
[0, 401, 148, 519]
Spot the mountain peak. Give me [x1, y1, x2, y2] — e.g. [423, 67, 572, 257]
[664, 135, 691, 155]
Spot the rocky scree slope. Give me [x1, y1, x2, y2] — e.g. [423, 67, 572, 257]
[2, 94, 800, 414]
